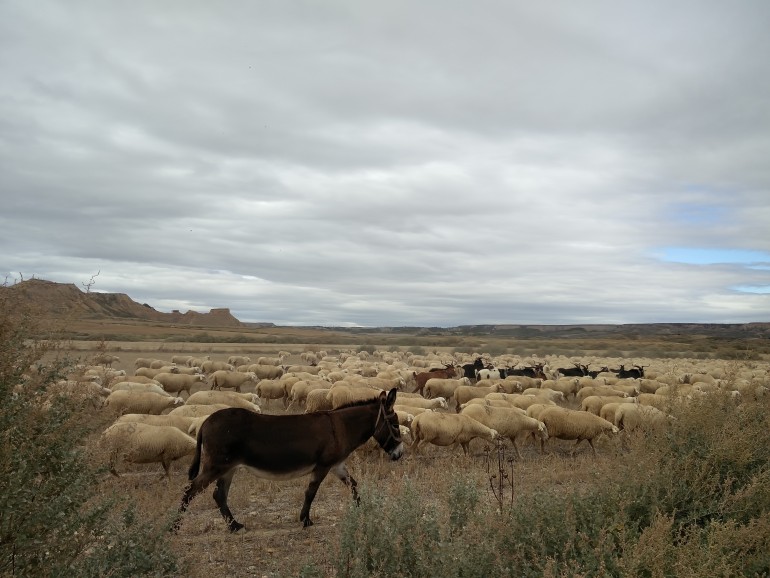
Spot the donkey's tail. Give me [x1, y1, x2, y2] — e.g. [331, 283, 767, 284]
[188, 427, 203, 480]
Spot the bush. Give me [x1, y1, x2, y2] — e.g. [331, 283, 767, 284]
[333, 391, 770, 577]
[0, 287, 179, 576]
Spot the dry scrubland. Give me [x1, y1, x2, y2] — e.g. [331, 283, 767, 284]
[4, 311, 770, 577]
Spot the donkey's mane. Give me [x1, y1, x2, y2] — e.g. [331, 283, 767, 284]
[335, 396, 381, 410]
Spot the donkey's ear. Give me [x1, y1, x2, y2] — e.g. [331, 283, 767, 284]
[385, 388, 397, 409]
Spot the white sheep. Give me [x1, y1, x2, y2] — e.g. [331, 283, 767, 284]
[576, 386, 629, 403]
[460, 404, 548, 459]
[171, 355, 194, 365]
[109, 375, 162, 388]
[185, 390, 261, 412]
[521, 387, 566, 404]
[110, 381, 171, 397]
[538, 407, 619, 456]
[200, 360, 235, 374]
[115, 413, 197, 434]
[393, 404, 433, 417]
[100, 422, 197, 477]
[210, 370, 259, 393]
[153, 372, 207, 396]
[227, 355, 252, 367]
[168, 403, 231, 417]
[304, 388, 334, 412]
[92, 353, 120, 367]
[246, 365, 285, 379]
[103, 390, 184, 415]
[187, 355, 210, 368]
[134, 366, 180, 379]
[614, 404, 670, 432]
[423, 377, 471, 400]
[326, 385, 383, 409]
[410, 412, 498, 455]
[580, 395, 636, 416]
[286, 381, 330, 410]
[394, 394, 448, 410]
[453, 383, 506, 410]
[256, 378, 293, 408]
[44, 380, 112, 410]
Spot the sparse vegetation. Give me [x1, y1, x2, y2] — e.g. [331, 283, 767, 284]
[1, 278, 768, 576]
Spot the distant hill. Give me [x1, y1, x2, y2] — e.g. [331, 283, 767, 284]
[1, 278, 243, 328]
[2, 278, 768, 338]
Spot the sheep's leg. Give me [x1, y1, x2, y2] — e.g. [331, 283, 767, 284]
[510, 437, 522, 460]
[300, 467, 331, 528]
[587, 439, 598, 456]
[571, 439, 585, 456]
[211, 469, 243, 532]
[331, 462, 359, 505]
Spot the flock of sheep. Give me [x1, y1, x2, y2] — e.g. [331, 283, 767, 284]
[50, 348, 770, 480]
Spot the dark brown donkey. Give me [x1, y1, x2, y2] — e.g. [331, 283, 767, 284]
[176, 388, 403, 532]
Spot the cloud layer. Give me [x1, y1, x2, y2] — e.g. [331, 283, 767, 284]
[2, 1, 769, 325]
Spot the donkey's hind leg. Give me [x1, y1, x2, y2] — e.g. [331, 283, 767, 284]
[331, 462, 359, 505]
[212, 469, 243, 532]
[300, 467, 331, 528]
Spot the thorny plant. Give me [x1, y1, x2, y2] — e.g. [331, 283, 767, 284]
[484, 438, 515, 512]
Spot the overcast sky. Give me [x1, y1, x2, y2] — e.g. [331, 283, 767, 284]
[2, 1, 769, 326]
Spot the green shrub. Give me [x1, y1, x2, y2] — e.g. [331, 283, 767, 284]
[0, 288, 179, 576]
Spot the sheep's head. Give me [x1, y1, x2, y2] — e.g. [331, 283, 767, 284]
[536, 421, 549, 441]
[173, 397, 185, 405]
[437, 397, 448, 409]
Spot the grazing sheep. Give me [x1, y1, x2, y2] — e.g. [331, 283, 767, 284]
[210, 370, 259, 393]
[411, 412, 498, 455]
[200, 360, 234, 374]
[453, 384, 506, 411]
[44, 380, 111, 410]
[393, 404, 433, 417]
[104, 390, 184, 415]
[116, 413, 197, 434]
[546, 377, 581, 400]
[227, 355, 252, 367]
[168, 403, 231, 417]
[636, 393, 674, 411]
[599, 402, 626, 425]
[580, 395, 636, 416]
[304, 388, 334, 413]
[395, 410, 414, 428]
[185, 390, 261, 412]
[134, 357, 156, 369]
[286, 381, 330, 410]
[521, 387, 566, 404]
[171, 355, 194, 365]
[423, 377, 471, 400]
[135, 366, 180, 379]
[109, 375, 162, 388]
[576, 386, 629, 403]
[92, 353, 120, 367]
[394, 395, 448, 410]
[460, 404, 548, 459]
[256, 356, 285, 366]
[614, 404, 670, 432]
[256, 379, 292, 409]
[100, 422, 197, 477]
[187, 356, 210, 368]
[538, 407, 619, 456]
[510, 395, 557, 411]
[154, 372, 207, 396]
[245, 365, 285, 380]
[327, 385, 383, 410]
[110, 381, 171, 397]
